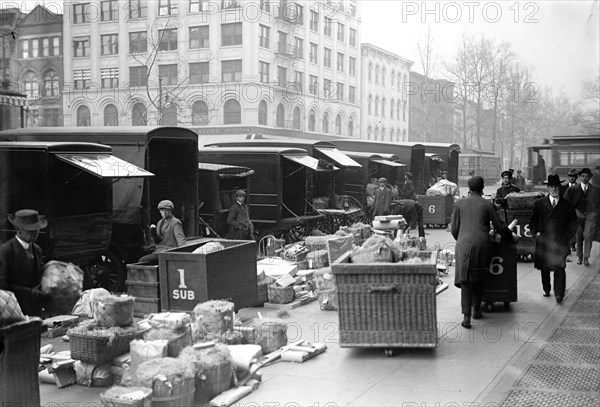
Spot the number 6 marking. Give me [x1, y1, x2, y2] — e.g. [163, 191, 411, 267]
[429, 205, 436, 214]
[489, 256, 504, 275]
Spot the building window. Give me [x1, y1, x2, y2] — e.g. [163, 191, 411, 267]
[76, 105, 91, 126]
[189, 0, 206, 12]
[337, 82, 343, 101]
[260, 0, 270, 13]
[349, 57, 356, 76]
[31, 39, 39, 58]
[382, 68, 386, 87]
[258, 100, 268, 125]
[368, 95, 372, 115]
[101, 34, 118, 55]
[350, 4, 356, 17]
[276, 104, 285, 127]
[375, 66, 380, 85]
[73, 69, 91, 89]
[368, 63, 373, 83]
[222, 22, 242, 46]
[382, 128, 386, 140]
[309, 43, 318, 63]
[403, 102, 406, 121]
[73, 3, 90, 24]
[158, 64, 178, 86]
[310, 10, 318, 31]
[374, 127, 379, 140]
[160, 104, 177, 126]
[294, 70, 304, 91]
[20, 40, 29, 58]
[391, 71, 395, 87]
[73, 36, 90, 57]
[324, 17, 331, 36]
[294, 37, 303, 58]
[382, 98, 386, 118]
[222, 60, 242, 82]
[221, 0, 240, 9]
[129, 31, 147, 53]
[347, 118, 353, 137]
[293, 106, 301, 130]
[129, 0, 147, 18]
[259, 61, 270, 83]
[309, 75, 318, 96]
[349, 86, 355, 103]
[322, 112, 329, 133]
[104, 104, 118, 126]
[159, 0, 178, 16]
[390, 99, 395, 119]
[402, 129, 407, 141]
[367, 125, 372, 140]
[43, 71, 60, 97]
[132, 102, 146, 125]
[158, 29, 178, 51]
[43, 108, 60, 126]
[337, 22, 344, 42]
[323, 48, 331, 68]
[101, 67, 119, 88]
[277, 31, 287, 53]
[337, 53, 344, 72]
[259, 25, 270, 48]
[101, 1, 118, 21]
[375, 97, 379, 116]
[129, 66, 148, 87]
[23, 71, 39, 99]
[277, 66, 287, 87]
[189, 26, 209, 49]
[41, 38, 49, 56]
[308, 110, 316, 131]
[397, 102, 400, 120]
[224, 99, 241, 124]
[349, 28, 356, 46]
[323, 78, 332, 98]
[192, 100, 209, 125]
[335, 114, 342, 135]
[398, 73, 402, 91]
[189, 62, 209, 84]
[52, 37, 61, 56]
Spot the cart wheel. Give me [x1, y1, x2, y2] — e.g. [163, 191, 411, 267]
[504, 302, 511, 309]
[384, 348, 395, 357]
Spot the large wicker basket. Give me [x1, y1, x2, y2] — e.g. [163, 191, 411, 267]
[267, 285, 294, 304]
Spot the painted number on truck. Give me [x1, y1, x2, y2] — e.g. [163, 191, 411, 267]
[173, 268, 195, 300]
[428, 205, 436, 214]
[514, 224, 532, 238]
[489, 256, 504, 275]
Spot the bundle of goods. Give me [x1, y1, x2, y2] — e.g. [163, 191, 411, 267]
[304, 234, 338, 251]
[306, 249, 329, 269]
[426, 180, 460, 199]
[129, 339, 169, 370]
[281, 242, 310, 262]
[0, 289, 25, 325]
[143, 325, 192, 358]
[68, 319, 145, 364]
[314, 267, 337, 311]
[338, 222, 372, 244]
[235, 317, 288, 354]
[193, 300, 234, 342]
[71, 288, 111, 318]
[350, 235, 397, 264]
[130, 357, 195, 407]
[179, 343, 233, 404]
[41, 260, 83, 315]
[93, 294, 135, 328]
[73, 360, 113, 387]
[100, 386, 152, 407]
[505, 191, 544, 210]
[192, 241, 225, 254]
[326, 234, 355, 265]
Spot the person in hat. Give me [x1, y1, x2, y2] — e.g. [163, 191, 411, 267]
[514, 169, 526, 191]
[440, 170, 448, 180]
[0, 209, 51, 317]
[529, 175, 577, 303]
[373, 177, 393, 217]
[138, 200, 186, 264]
[391, 199, 425, 238]
[398, 172, 417, 201]
[561, 168, 579, 198]
[450, 176, 508, 328]
[591, 166, 600, 186]
[494, 170, 521, 208]
[564, 168, 600, 266]
[226, 190, 255, 240]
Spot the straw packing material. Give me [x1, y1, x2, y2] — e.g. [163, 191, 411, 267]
[178, 344, 233, 404]
[143, 326, 193, 357]
[132, 357, 195, 407]
[304, 235, 338, 251]
[193, 300, 234, 342]
[100, 386, 152, 407]
[94, 294, 135, 328]
[41, 260, 83, 315]
[0, 289, 25, 325]
[73, 360, 113, 387]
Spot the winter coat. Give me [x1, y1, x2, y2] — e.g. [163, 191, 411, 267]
[373, 186, 393, 216]
[398, 179, 417, 201]
[153, 216, 186, 252]
[226, 201, 254, 240]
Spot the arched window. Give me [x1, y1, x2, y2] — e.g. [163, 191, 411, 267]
[368, 95, 373, 115]
[258, 100, 268, 125]
[381, 127, 386, 141]
[347, 118, 353, 137]
[335, 113, 342, 135]
[192, 100, 208, 125]
[292, 106, 301, 129]
[131, 102, 147, 126]
[397, 102, 401, 120]
[402, 129, 407, 141]
[398, 73, 402, 91]
[374, 97, 379, 116]
[224, 99, 241, 124]
[76, 105, 91, 126]
[390, 128, 394, 142]
[382, 68, 386, 86]
[402, 74, 407, 96]
[368, 62, 373, 83]
[391, 70, 395, 87]
[276, 103, 285, 127]
[43, 71, 60, 97]
[381, 98, 386, 118]
[403, 101, 407, 121]
[160, 104, 177, 125]
[367, 125, 372, 140]
[390, 99, 395, 119]
[375, 65, 380, 85]
[308, 110, 316, 131]
[322, 112, 329, 133]
[374, 126, 379, 140]
[23, 71, 39, 99]
[104, 104, 118, 126]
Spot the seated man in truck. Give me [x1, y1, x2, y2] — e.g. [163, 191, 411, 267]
[138, 200, 186, 264]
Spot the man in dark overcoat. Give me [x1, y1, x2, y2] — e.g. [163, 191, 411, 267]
[373, 177, 393, 217]
[0, 209, 51, 317]
[391, 199, 425, 238]
[226, 190, 255, 240]
[451, 176, 507, 329]
[398, 172, 417, 201]
[495, 170, 520, 209]
[529, 174, 577, 303]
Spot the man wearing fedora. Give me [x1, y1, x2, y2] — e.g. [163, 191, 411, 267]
[0, 209, 51, 316]
[226, 190, 254, 240]
[561, 168, 579, 197]
[138, 200, 186, 264]
[373, 177, 393, 217]
[398, 172, 417, 201]
[494, 170, 521, 208]
[564, 168, 600, 266]
[530, 175, 577, 303]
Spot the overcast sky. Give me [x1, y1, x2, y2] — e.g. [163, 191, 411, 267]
[10, 0, 600, 103]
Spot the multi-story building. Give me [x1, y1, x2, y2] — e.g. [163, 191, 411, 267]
[62, 0, 361, 137]
[16, 5, 63, 127]
[1, 7, 26, 129]
[360, 43, 412, 142]
[408, 71, 454, 143]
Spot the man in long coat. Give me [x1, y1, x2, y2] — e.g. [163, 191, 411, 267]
[226, 190, 254, 240]
[373, 177, 393, 217]
[391, 199, 425, 238]
[451, 176, 507, 329]
[398, 172, 417, 200]
[530, 174, 577, 303]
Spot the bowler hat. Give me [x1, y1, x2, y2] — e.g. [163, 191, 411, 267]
[405, 172, 413, 179]
[8, 209, 48, 231]
[579, 167, 593, 177]
[501, 170, 512, 179]
[378, 177, 387, 183]
[546, 174, 564, 187]
[235, 189, 247, 196]
[468, 176, 484, 192]
[157, 200, 174, 210]
[567, 168, 578, 177]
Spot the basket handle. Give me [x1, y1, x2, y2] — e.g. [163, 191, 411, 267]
[368, 285, 398, 293]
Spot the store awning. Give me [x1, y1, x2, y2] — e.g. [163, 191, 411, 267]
[55, 154, 154, 178]
[283, 154, 338, 171]
[315, 147, 362, 168]
[371, 159, 406, 168]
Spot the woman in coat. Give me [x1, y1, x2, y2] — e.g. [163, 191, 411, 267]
[451, 176, 507, 328]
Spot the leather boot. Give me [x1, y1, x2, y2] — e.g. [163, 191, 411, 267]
[461, 315, 471, 329]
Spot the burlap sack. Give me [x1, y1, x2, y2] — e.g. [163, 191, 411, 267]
[71, 288, 110, 318]
[41, 260, 83, 315]
[0, 290, 25, 324]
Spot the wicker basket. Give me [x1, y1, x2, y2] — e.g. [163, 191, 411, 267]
[267, 285, 294, 304]
[68, 320, 145, 364]
[94, 295, 135, 327]
[100, 387, 153, 407]
[506, 192, 543, 210]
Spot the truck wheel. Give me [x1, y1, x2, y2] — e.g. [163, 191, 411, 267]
[86, 248, 126, 293]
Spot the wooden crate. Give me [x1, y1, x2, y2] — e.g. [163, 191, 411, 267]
[332, 251, 438, 349]
[133, 297, 161, 317]
[417, 195, 454, 227]
[126, 264, 160, 283]
[127, 281, 160, 298]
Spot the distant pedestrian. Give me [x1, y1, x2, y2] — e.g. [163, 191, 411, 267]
[514, 169, 526, 191]
[226, 190, 255, 240]
[495, 170, 520, 209]
[373, 177, 393, 217]
[562, 168, 580, 253]
[398, 172, 417, 201]
[451, 176, 507, 329]
[529, 175, 577, 303]
[138, 200, 186, 264]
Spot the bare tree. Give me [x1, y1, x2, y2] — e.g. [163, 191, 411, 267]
[572, 76, 600, 133]
[415, 25, 439, 142]
[446, 33, 472, 149]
